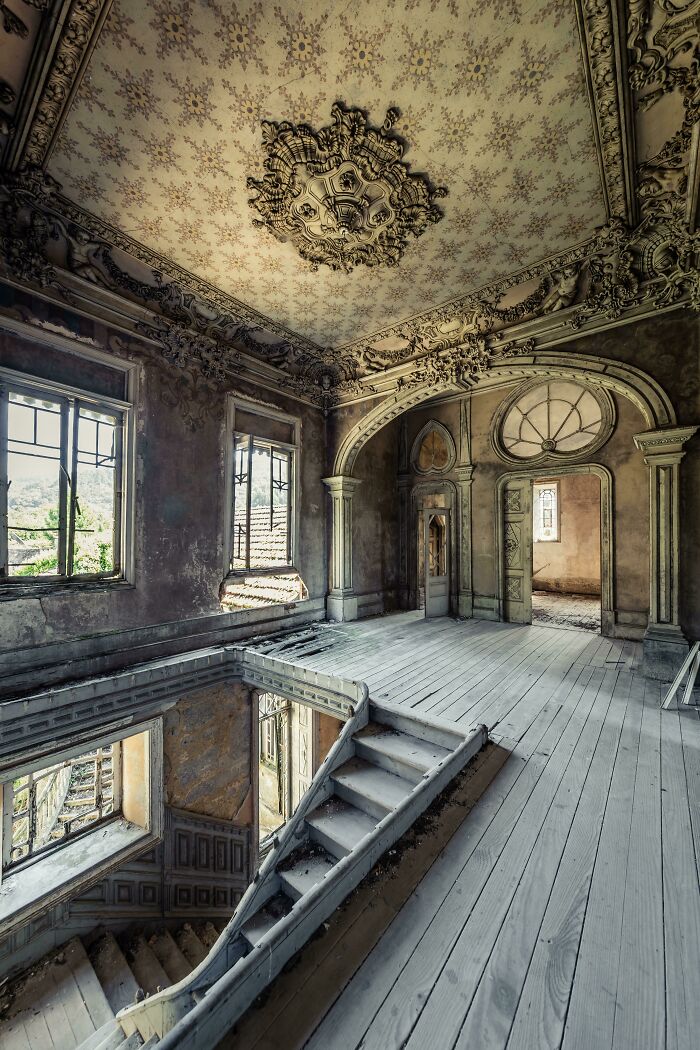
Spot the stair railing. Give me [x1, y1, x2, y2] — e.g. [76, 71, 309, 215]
[117, 656, 369, 1042]
[661, 640, 700, 709]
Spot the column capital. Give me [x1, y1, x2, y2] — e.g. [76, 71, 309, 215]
[322, 475, 362, 494]
[633, 425, 699, 463]
[455, 465, 475, 483]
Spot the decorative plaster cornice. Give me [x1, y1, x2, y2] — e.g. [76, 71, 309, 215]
[574, 0, 636, 222]
[633, 425, 699, 459]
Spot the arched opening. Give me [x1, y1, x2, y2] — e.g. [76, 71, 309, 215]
[328, 353, 676, 645]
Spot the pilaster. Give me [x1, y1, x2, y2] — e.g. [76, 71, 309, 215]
[633, 426, 698, 680]
[323, 475, 361, 622]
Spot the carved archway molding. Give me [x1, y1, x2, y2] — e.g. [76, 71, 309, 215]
[495, 464, 615, 636]
[332, 353, 676, 478]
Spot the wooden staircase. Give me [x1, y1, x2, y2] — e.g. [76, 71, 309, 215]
[1, 698, 486, 1050]
[0, 921, 224, 1050]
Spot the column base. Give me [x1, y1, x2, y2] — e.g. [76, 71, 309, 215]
[642, 623, 689, 681]
[326, 593, 358, 622]
[458, 590, 474, 619]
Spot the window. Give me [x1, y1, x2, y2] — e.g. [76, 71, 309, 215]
[3, 743, 120, 871]
[494, 380, 614, 465]
[0, 373, 129, 585]
[533, 482, 560, 542]
[231, 435, 293, 571]
[0, 723, 162, 932]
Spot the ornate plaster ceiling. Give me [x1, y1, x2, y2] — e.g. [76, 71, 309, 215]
[46, 0, 607, 349]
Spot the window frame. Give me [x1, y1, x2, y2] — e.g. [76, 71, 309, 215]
[223, 396, 301, 579]
[2, 741, 122, 874]
[0, 719, 163, 936]
[0, 366, 133, 594]
[533, 480, 561, 543]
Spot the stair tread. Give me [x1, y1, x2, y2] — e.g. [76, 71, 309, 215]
[76, 1020, 125, 1050]
[88, 933, 141, 1016]
[121, 934, 171, 996]
[0, 939, 108, 1050]
[147, 929, 192, 984]
[356, 723, 451, 771]
[306, 797, 377, 855]
[240, 893, 295, 946]
[64, 939, 115, 1032]
[175, 925, 208, 968]
[332, 757, 415, 812]
[278, 848, 336, 899]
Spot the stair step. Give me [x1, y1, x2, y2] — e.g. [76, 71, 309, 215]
[88, 933, 141, 1015]
[277, 847, 337, 901]
[331, 757, 415, 820]
[0, 947, 98, 1050]
[175, 924, 208, 969]
[306, 797, 377, 858]
[368, 702, 465, 751]
[121, 934, 171, 996]
[64, 938, 115, 1031]
[240, 893, 295, 947]
[147, 929, 192, 984]
[194, 921, 221, 950]
[77, 1020, 126, 1050]
[355, 723, 451, 782]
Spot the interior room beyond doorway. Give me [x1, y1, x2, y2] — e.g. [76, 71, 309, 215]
[531, 473, 601, 633]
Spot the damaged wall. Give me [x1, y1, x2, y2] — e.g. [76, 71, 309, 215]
[0, 296, 328, 679]
[350, 417, 401, 617]
[163, 682, 254, 826]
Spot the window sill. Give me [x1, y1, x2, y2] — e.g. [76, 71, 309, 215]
[0, 818, 158, 938]
[0, 578, 134, 602]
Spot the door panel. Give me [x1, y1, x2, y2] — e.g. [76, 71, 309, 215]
[425, 509, 450, 618]
[503, 480, 532, 623]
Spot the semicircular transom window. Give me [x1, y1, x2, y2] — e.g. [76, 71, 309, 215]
[501, 381, 608, 460]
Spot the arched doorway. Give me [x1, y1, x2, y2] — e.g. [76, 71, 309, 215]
[496, 464, 614, 635]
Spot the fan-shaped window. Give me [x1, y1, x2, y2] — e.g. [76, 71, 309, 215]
[494, 381, 614, 464]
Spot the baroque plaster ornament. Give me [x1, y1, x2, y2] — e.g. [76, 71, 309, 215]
[247, 103, 447, 273]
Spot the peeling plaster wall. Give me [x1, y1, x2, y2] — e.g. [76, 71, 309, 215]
[0, 305, 327, 663]
[336, 312, 698, 637]
[163, 682, 253, 825]
[350, 417, 401, 613]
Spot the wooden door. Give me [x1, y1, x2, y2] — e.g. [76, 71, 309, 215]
[503, 479, 532, 623]
[424, 509, 450, 617]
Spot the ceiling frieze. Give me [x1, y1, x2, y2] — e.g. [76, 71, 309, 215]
[1, 0, 111, 169]
[574, 0, 637, 224]
[0, 0, 697, 418]
[247, 102, 446, 273]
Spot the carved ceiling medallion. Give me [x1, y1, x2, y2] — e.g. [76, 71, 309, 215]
[247, 103, 447, 274]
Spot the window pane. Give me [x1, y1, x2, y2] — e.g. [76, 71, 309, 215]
[231, 434, 250, 570]
[250, 444, 290, 568]
[6, 744, 120, 870]
[7, 393, 63, 577]
[533, 483, 559, 542]
[72, 407, 118, 575]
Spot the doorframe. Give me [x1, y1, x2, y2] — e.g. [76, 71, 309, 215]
[424, 506, 451, 618]
[495, 463, 614, 635]
[409, 480, 457, 613]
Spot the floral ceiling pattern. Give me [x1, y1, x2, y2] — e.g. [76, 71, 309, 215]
[48, 0, 607, 349]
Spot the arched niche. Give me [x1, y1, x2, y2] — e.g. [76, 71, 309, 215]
[410, 419, 457, 475]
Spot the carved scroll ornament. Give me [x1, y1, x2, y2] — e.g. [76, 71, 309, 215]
[248, 103, 447, 273]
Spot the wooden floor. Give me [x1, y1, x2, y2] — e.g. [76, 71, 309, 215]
[241, 613, 700, 1050]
